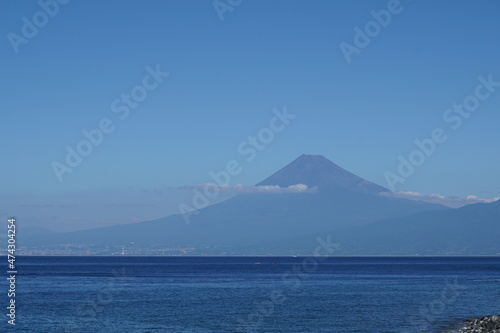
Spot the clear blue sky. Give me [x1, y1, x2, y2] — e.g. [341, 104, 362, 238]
[1, 0, 499, 231]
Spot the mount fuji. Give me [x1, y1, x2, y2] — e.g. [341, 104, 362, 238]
[24, 154, 451, 254]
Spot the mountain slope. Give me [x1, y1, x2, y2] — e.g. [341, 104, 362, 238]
[258, 154, 388, 194]
[327, 200, 500, 255]
[24, 155, 447, 253]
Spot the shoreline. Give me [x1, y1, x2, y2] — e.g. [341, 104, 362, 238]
[446, 315, 500, 333]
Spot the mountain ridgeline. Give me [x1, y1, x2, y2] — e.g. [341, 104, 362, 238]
[23, 155, 500, 255]
[257, 154, 388, 194]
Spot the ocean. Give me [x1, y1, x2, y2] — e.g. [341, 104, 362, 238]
[6, 256, 500, 332]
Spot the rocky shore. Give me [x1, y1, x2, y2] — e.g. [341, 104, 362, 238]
[455, 315, 500, 333]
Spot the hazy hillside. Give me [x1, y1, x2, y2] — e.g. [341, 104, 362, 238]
[22, 155, 446, 254]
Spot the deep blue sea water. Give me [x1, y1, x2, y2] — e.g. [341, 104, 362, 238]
[4, 256, 500, 332]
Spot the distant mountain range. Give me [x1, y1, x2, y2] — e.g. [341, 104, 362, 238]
[253, 199, 500, 255]
[21, 155, 500, 255]
[329, 199, 500, 255]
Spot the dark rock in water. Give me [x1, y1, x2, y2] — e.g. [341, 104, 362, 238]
[455, 315, 500, 332]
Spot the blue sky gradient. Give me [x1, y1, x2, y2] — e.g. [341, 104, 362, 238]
[1, 0, 499, 231]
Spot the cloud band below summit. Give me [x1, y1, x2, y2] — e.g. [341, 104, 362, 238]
[177, 183, 317, 194]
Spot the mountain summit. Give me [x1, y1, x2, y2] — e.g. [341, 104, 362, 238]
[258, 154, 388, 194]
[26, 154, 449, 254]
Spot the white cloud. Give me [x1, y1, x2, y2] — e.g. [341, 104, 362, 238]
[380, 191, 500, 208]
[19, 203, 77, 208]
[105, 203, 155, 207]
[177, 183, 317, 194]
